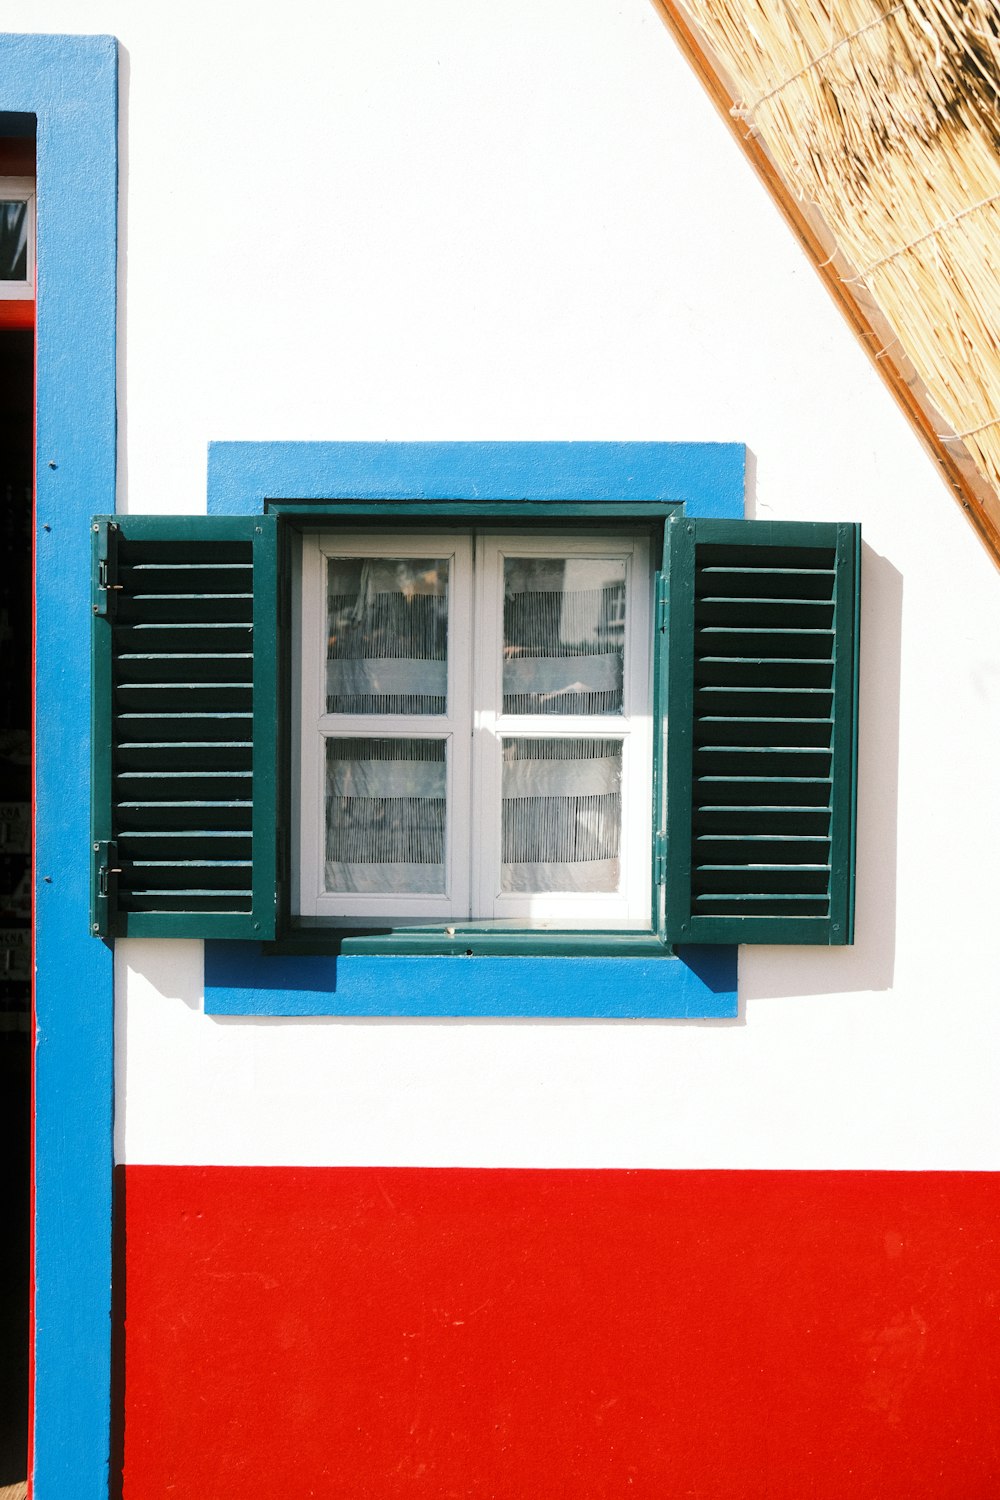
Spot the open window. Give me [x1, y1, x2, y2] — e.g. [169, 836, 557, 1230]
[90, 507, 859, 954]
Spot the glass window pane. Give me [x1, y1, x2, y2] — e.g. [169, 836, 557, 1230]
[0, 201, 28, 281]
[325, 737, 447, 894]
[501, 737, 622, 893]
[327, 557, 449, 714]
[503, 556, 626, 715]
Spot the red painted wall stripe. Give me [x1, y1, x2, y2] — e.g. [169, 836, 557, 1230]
[121, 1167, 1000, 1499]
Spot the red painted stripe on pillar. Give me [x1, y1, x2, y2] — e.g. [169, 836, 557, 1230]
[0, 299, 34, 329]
[120, 1167, 1000, 1499]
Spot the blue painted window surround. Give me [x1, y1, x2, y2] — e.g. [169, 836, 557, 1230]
[203, 441, 744, 1020]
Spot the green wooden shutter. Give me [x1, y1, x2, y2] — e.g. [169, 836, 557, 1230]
[662, 517, 859, 946]
[90, 514, 279, 939]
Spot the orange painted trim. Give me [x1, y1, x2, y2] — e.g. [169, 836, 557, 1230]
[649, 0, 1000, 571]
[0, 299, 35, 329]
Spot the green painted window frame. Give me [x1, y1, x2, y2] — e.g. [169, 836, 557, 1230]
[272, 499, 679, 958]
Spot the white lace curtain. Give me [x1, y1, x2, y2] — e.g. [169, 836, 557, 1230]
[325, 738, 447, 894]
[501, 738, 623, 893]
[503, 557, 626, 715]
[322, 552, 628, 900]
[327, 558, 449, 715]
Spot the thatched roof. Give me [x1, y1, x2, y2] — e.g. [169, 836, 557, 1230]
[652, 0, 1000, 565]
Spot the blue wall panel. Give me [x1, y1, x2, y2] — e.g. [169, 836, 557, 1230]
[0, 31, 119, 1500]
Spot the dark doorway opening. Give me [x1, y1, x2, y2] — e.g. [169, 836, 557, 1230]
[0, 324, 31, 1491]
[0, 114, 35, 1495]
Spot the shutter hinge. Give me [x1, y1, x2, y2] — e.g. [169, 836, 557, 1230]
[93, 519, 121, 618]
[92, 839, 120, 936]
[654, 829, 667, 886]
[655, 571, 669, 632]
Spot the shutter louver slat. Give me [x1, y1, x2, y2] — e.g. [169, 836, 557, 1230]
[92, 515, 278, 939]
[663, 519, 859, 946]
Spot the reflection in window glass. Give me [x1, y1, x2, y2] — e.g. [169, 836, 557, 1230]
[503, 557, 626, 715]
[0, 201, 28, 281]
[327, 557, 449, 714]
[325, 737, 447, 894]
[501, 737, 622, 892]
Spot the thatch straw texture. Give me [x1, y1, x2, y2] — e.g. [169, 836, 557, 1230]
[671, 0, 1000, 513]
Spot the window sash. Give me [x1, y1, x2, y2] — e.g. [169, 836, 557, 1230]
[472, 532, 652, 923]
[297, 532, 474, 918]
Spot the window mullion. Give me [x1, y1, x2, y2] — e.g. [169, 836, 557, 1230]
[447, 533, 474, 920]
[495, 713, 634, 739]
[471, 532, 503, 920]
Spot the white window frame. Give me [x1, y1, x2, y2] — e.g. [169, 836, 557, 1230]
[296, 527, 652, 926]
[297, 531, 474, 920]
[473, 531, 651, 925]
[0, 177, 35, 300]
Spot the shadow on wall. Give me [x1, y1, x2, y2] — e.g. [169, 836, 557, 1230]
[741, 541, 902, 1000]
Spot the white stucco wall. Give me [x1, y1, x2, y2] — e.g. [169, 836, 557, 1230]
[12, 0, 1000, 1167]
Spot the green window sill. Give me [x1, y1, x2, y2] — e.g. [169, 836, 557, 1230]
[266, 923, 674, 959]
